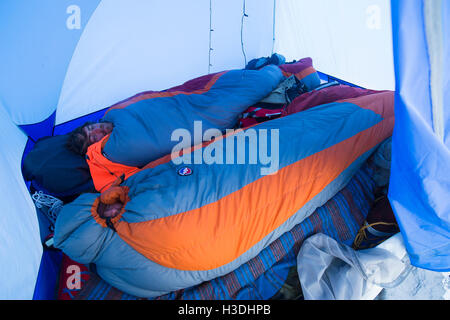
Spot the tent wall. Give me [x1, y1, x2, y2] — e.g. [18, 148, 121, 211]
[0, 0, 101, 126]
[0, 104, 42, 299]
[389, 0, 450, 271]
[0, 0, 275, 127]
[55, 0, 275, 125]
[0, 0, 277, 299]
[274, 0, 395, 91]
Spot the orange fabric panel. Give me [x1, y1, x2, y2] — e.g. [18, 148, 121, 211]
[104, 72, 226, 115]
[281, 66, 316, 80]
[337, 91, 394, 118]
[114, 94, 395, 270]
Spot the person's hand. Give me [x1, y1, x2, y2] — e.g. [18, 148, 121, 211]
[96, 185, 129, 220]
[100, 186, 128, 204]
[101, 202, 123, 218]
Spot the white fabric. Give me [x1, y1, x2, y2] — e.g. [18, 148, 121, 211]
[274, 0, 395, 90]
[56, 0, 210, 125]
[297, 232, 411, 300]
[55, 0, 275, 125]
[376, 268, 450, 300]
[0, 104, 42, 299]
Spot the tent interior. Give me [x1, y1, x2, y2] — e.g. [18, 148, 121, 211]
[0, 0, 448, 300]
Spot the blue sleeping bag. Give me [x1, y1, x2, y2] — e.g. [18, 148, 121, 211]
[101, 65, 284, 167]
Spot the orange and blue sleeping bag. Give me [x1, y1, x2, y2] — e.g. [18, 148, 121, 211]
[54, 59, 394, 297]
[85, 58, 321, 192]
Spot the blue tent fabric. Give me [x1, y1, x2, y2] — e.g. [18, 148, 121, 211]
[389, 0, 450, 271]
[32, 250, 63, 300]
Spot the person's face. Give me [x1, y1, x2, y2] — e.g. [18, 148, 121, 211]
[83, 122, 113, 146]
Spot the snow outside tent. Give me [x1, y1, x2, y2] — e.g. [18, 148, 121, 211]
[0, 0, 448, 299]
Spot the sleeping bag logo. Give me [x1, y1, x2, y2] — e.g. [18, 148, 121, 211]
[177, 166, 193, 176]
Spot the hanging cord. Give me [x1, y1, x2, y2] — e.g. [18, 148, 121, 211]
[241, 0, 248, 67]
[208, 0, 213, 74]
[272, 0, 276, 55]
[32, 191, 64, 225]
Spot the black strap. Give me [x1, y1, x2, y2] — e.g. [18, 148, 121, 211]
[105, 217, 117, 232]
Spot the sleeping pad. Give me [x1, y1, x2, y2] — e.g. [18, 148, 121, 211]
[54, 90, 395, 298]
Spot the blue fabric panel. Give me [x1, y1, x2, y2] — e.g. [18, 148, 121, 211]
[389, 0, 450, 271]
[316, 71, 365, 89]
[32, 250, 63, 300]
[300, 72, 321, 91]
[19, 111, 56, 142]
[102, 66, 284, 167]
